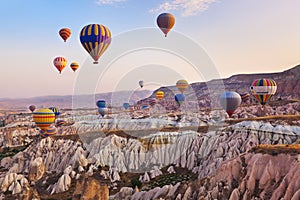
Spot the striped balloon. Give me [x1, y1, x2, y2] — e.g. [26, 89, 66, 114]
[70, 62, 79, 72]
[40, 125, 58, 137]
[49, 107, 60, 117]
[250, 79, 277, 105]
[157, 13, 175, 37]
[59, 28, 71, 42]
[176, 79, 189, 94]
[33, 108, 55, 131]
[240, 93, 250, 103]
[53, 57, 67, 74]
[80, 24, 112, 64]
[156, 91, 164, 100]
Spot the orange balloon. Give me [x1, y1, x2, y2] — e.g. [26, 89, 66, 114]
[53, 57, 67, 74]
[70, 62, 79, 72]
[59, 28, 71, 42]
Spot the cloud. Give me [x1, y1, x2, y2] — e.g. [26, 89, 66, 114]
[96, 0, 127, 5]
[150, 0, 217, 17]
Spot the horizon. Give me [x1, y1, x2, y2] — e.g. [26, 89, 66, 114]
[0, 63, 298, 100]
[1, 0, 300, 98]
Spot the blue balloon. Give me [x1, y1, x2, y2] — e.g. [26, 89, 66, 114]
[123, 103, 130, 109]
[142, 105, 149, 110]
[96, 100, 106, 108]
[174, 94, 185, 106]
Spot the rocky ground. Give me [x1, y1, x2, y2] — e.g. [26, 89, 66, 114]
[0, 101, 299, 199]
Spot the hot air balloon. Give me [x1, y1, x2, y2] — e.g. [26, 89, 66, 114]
[156, 91, 164, 100]
[142, 105, 149, 110]
[53, 57, 67, 74]
[123, 103, 130, 110]
[29, 105, 36, 113]
[250, 79, 277, 106]
[176, 80, 189, 94]
[157, 13, 175, 37]
[40, 125, 58, 137]
[98, 107, 108, 117]
[70, 62, 79, 72]
[59, 28, 71, 42]
[96, 100, 106, 108]
[174, 94, 185, 106]
[33, 108, 55, 131]
[240, 93, 251, 103]
[219, 91, 242, 117]
[79, 24, 112, 64]
[49, 107, 60, 117]
[139, 80, 144, 88]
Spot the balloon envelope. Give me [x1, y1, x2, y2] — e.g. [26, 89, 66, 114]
[123, 103, 130, 109]
[157, 13, 175, 37]
[53, 57, 67, 74]
[49, 107, 60, 117]
[33, 108, 55, 131]
[79, 24, 112, 64]
[59, 28, 71, 42]
[176, 79, 189, 93]
[142, 105, 149, 110]
[174, 93, 185, 106]
[250, 78, 277, 105]
[98, 107, 108, 117]
[96, 100, 106, 108]
[156, 91, 164, 100]
[70, 62, 79, 72]
[139, 80, 144, 88]
[29, 105, 36, 112]
[219, 91, 242, 117]
[40, 125, 57, 137]
[240, 93, 250, 103]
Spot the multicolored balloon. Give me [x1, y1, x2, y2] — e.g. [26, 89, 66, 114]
[80, 24, 112, 64]
[70, 62, 79, 72]
[53, 57, 67, 74]
[139, 80, 144, 88]
[33, 108, 55, 131]
[156, 91, 164, 100]
[123, 103, 130, 110]
[240, 92, 251, 103]
[29, 105, 36, 112]
[176, 79, 189, 94]
[250, 79, 277, 105]
[174, 94, 185, 106]
[59, 28, 71, 42]
[219, 91, 242, 117]
[40, 125, 58, 137]
[157, 13, 175, 37]
[49, 107, 60, 117]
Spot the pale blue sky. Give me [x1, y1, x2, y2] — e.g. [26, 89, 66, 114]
[1, 0, 300, 98]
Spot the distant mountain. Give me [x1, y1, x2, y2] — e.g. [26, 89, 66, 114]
[1, 65, 299, 110]
[0, 90, 153, 110]
[139, 65, 300, 108]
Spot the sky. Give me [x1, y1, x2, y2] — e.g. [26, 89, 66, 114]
[1, 0, 300, 98]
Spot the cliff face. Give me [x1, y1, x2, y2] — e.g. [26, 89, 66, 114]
[114, 152, 300, 200]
